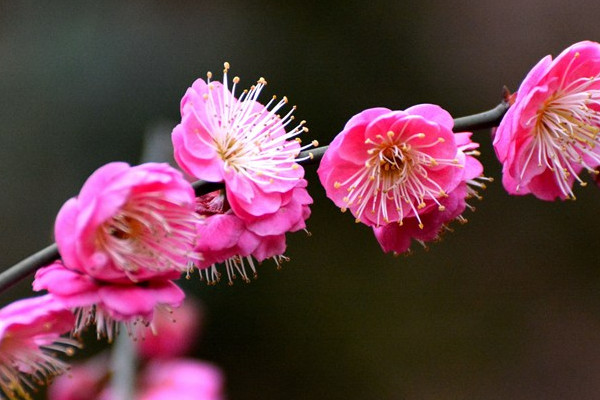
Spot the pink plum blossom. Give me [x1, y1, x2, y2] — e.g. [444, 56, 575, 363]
[136, 298, 202, 359]
[137, 359, 224, 400]
[195, 186, 311, 284]
[493, 40, 600, 200]
[55, 162, 200, 283]
[49, 356, 223, 400]
[318, 104, 484, 254]
[33, 262, 185, 342]
[172, 62, 315, 222]
[0, 295, 78, 399]
[48, 353, 110, 400]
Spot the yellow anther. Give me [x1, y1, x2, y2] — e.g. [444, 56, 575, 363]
[312, 140, 319, 147]
[233, 76, 240, 84]
[224, 61, 230, 70]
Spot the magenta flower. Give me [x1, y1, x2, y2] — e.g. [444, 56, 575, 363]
[33, 262, 185, 342]
[55, 162, 200, 283]
[493, 40, 600, 200]
[172, 63, 314, 221]
[0, 295, 78, 399]
[136, 298, 202, 359]
[137, 359, 224, 400]
[195, 185, 311, 284]
[49, 357, 223, 400]
[48, 353, 110, 400]
[318, 104, 484, 254]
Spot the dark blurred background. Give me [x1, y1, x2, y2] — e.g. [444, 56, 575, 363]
[2, 1, 600, 399]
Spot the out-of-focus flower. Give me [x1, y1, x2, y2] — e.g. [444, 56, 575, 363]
[318, 104, 484, 254]
[49, 357, 224, 400]
[172, 62, 315, 221]
[55, 162, 200, 283]
[0, 295, 78, 399]
[33, 262, 184, 342]
[195, 187, 311, 284]
[493, 40, 600, 200]
[136, 298, 202, 359]
[48, 353, 110, 400]
[137, 359, 224, 400]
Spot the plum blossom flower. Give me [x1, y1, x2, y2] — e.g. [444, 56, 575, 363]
[195, 185, 311, 284]
[49, 357, 223, 400]
[55, 162, 200, 283]
[172, 62, 316, 222]
[318, 104, 484, 254]
[0, 295, 78, 399]
[493, 40, 600, 200]
[33, 262, 185, 342]
[137, 359, 224, 400]
[48, 353, 110, 400]
[136, 298, 202, 359]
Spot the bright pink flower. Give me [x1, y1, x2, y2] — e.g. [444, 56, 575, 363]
[55, 162, 200, 283]
[194, 184, 311, 284]
[172, 63, 315, 221]
[319, 105, 484, 254]
[33, 262, 185, 342]
[0, 295, 78, 399]
[493, 40, 600, 200]
[138, 359, 224, 400]
[48, 353, 110, 400]
[136, 298, 202, 359]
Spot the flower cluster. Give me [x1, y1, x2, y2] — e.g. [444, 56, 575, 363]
[33, 162, 198, 340]
[493, 40, 600, 200]
[48, 299, 223, 400]
[9, 41, 600, 397]
[172, 63, 313, 283]
[318, 104, 484, 254]
[0, 295, 78, 400]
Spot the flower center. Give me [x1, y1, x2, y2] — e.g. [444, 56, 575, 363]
[96, 191, 199, 277]
[334, 130, 457, 227]
[200, 64, 317, 186]
[523, 75, 600, 198]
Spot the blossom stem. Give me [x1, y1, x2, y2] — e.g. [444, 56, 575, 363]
[0, 243, 59, 293]
[453, 100, 510, 132]
[0, 100, 510, 294]
[110, 326, 137, 399]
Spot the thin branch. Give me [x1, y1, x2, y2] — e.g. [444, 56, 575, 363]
[0, 244, 59, 293]
[453, 100, 510, 132]
[0, 100, 511, 294]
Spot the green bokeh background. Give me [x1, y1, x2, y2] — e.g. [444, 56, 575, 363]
[2, 1, 600, 399]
